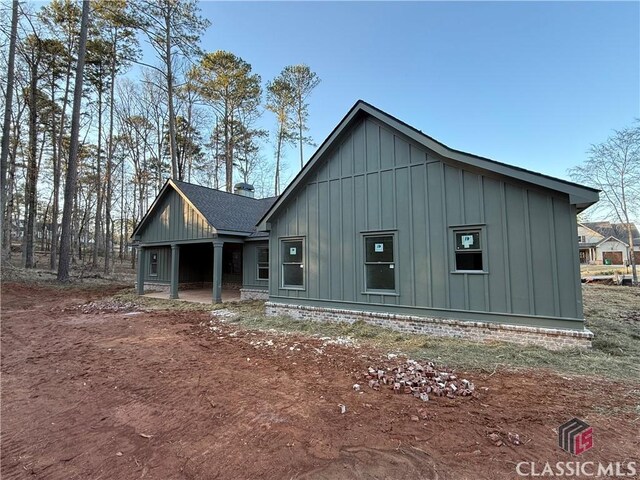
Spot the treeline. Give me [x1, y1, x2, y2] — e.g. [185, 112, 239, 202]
[0, 0, 320, 279]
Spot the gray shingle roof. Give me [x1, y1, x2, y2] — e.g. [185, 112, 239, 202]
[582, 222, 640, 246]
[173, 180, 277, 234]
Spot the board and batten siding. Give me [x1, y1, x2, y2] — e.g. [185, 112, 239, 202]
[243, 241, 269, 289]
[138, 187, 215, 244]
[268, 117, 583, 329]
[143, 246, 171, 283]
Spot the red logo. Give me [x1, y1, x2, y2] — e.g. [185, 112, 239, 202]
[558, 418, 593, 455]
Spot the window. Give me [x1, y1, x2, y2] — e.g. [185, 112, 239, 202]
[257, 247, 269, 280]
[281, 238, 304, 288]
[578, 235, 586, 243]
[454, 230, 483, 271]
[364, 234, 396, 292]
[150, 252, 158, 276]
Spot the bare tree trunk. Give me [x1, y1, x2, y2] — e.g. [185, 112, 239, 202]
[625, 223, 638, 285]
[119, 145, 125, 262]
[104, 57, 117, 274]
[1, 0, 18, 258]
[165, 11, 178, 179]
[3, 99, 23, 257]
[50, 58, 73, 270]
[298, 108, 303, 169]
[92, 88, 104, 267]
[23, 64, 39, 268]
[58, 0, 90, 282]
[50, 81, 59, 269]
[274, 128, 282, 195]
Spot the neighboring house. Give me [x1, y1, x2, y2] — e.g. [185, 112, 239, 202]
[578, 222, 640, 265]
[134, 101, 600, 349]
[131, 180, 276, 302]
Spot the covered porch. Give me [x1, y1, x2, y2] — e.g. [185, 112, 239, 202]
[135, 239, 244, 303]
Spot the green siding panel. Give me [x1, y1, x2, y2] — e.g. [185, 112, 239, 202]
[243, 241, 269, 289]
[138, 188, 214, 243]
[266, 116, 584, 327]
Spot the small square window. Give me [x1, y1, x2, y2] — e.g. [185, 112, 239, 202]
[364, 234, 396, 292]
[454, 230, 483, 271]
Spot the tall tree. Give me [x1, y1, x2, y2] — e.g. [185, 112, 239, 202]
[93, 0, 138, 273]
[85, 38, 112, 267]
[569, 124, 640, 286]
[131, 0, 209, 180]
[40, 38, 67, 269]
[58, 0, 91, 282]
[280, 65, 320, 169]
[266, 75, 295, 195]
[189, 50, 262, 192]
[19, 33, 47, 268]
[1, 0, 19, 257]
[39, 0, 82, 269]
[164, 115, 203, 181]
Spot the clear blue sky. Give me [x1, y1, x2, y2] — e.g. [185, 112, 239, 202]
[192, 1, 639, 183]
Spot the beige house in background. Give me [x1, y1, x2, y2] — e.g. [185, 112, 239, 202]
[577, 222, 640, 265]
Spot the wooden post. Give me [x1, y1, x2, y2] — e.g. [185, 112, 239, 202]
[136, 245, 145, 295]
[170, 243, 180, 299]
[213, 240, 224, 303]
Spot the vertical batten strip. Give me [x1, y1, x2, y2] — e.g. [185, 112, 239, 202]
[523, 190, 535, 314]
[424, 160, 433, 307]
[480, 176, 490, 311]
[548, 197, 560, 316]
[500, 181, 512, 313]
[440, 163, 450, 309]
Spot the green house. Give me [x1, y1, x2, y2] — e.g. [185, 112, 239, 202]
[131, 180, 275, 302]
[134, 101, 600, 348]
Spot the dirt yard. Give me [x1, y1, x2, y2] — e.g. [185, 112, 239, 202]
[1, 283, 639, 479]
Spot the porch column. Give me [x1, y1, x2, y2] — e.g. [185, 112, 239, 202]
[170, 243, 180, 299]
[136, 245, 145, 295]
[212, 240, 224, 303]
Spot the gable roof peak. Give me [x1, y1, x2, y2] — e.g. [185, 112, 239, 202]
[257, 100, 600, 229]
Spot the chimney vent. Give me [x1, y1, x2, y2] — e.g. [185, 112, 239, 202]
[234, 182, 255, 198]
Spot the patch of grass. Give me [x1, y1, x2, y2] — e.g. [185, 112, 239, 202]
[222, 286, 640, 381]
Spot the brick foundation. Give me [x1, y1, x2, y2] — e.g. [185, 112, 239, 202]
[265, 302, 593, 350]
[240, 288, 269, 301]
[142, 282, 169, 293]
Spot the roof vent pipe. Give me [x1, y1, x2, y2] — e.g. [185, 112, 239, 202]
[234, 182, 255, 198]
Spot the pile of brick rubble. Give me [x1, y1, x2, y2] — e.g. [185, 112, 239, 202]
[75, 300, 140, 314]
[359, 359, 474, 402]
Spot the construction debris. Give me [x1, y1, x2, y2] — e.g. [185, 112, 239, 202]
[363, 359, 475, 401]
[76, 300, 140, 314]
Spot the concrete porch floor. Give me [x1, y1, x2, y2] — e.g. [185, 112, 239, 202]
[144, 288, 241, 304]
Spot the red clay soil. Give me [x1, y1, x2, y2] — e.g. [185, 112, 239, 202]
[1, 283, 638, 480]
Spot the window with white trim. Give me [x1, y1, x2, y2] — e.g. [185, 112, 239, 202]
[257, 246, 269, 280]
[281, 238, 304, 288]
[364, 234, 396, 292]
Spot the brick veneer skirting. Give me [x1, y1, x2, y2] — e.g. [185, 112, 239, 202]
[240, 288, 269, 301]
[265, 302, 593, 350]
